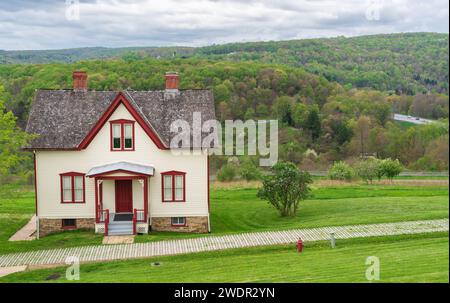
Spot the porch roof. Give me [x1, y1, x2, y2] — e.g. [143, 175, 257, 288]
[86, 161, 155, 177]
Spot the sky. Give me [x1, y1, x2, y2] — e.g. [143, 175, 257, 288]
[0, 0, 448, 50]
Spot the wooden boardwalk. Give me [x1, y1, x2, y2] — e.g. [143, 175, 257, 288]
[0, 219, 447, 268]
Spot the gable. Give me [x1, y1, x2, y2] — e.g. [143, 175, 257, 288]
[78, 92, 167, 150]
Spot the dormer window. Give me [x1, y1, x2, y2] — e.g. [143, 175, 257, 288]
[110, 119, 135, 151]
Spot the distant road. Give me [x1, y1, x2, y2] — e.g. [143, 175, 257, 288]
[393, 114, 435, 125]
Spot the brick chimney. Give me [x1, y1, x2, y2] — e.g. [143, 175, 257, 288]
[73, 71, 88, 91]
[165, 72, 179, 91]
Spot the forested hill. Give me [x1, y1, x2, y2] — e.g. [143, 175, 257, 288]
[1, 33, 448, 95]
[198, 33, 449, 95]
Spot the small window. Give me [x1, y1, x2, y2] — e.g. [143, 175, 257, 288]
[163, 175, 173, 201]
[161, 171, 185, 202]
[124, 124, 133, 149]
[60, 172, 85, 203]
[110, 120, 135, 151]
[171, 217, 186, 226]
[62, 219, 76, 229]
[112, 124, 121, 149]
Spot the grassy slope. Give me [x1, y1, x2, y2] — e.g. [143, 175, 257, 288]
[1, 233, 448, 283]
[206, 186, 449, 234]
[0, 184, 103, 254]
[0, 183, 448, 253]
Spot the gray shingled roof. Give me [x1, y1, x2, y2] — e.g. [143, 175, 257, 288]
[25, 89, 215, 149]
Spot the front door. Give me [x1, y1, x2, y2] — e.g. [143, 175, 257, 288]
[115, 180, 133, 213]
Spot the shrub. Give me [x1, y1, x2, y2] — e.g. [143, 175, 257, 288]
[257, 162, 312, 217]
[328, 161, 355, 181]
[380, 158, 403, 181]
[216, 164, 237, 182]
[355, 158, 382, 184]
[239, 161, 262, 181]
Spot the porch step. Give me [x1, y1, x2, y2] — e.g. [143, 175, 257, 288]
[108, 221, 133, 236]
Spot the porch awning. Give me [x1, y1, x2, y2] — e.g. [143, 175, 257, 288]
[86, 161, 155, 177]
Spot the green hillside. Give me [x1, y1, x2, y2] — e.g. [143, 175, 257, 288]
[1, 33, 448, 94]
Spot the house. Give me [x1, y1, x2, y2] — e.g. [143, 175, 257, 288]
[25, 71, 215, 237]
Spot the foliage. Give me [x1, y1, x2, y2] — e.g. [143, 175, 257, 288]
[0, 33, 448, 173]
[239, 159, 262, 181]
[355, 158, 382, 184]
[328, 161, 355, 181]
[216, 164, 237, 182]
[380, 158, 403, 181]
[0, 92, 35, 180]
[257, 162, 312, 217]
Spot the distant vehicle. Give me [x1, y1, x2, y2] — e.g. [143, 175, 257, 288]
[415, 117, 420, 120]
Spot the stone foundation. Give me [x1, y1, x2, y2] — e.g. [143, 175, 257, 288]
[151, 216, 209, 233]
[39, 218, 95, 237]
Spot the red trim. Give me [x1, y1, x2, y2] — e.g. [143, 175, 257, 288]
[144, 178, 148, 221]
[99, 181, 103, 209]
[110, 119, 135, 151]
[33, 153, 38, 216]
[78, 92, 167, 150]
[60, 172, 85, 203]
[96, 176, 147, 180]
[171, 217, 187, 227]
[61, 219, 77, 230]
[95, 177, 99, 223]
[161, 171, 186, 202]
[87, 169, 152, 178]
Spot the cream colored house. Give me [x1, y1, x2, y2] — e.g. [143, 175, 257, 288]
[25, 71, 215, 237]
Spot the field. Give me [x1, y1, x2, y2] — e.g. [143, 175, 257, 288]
[0, 181, 448, 253]
[1, 232, 448, 283]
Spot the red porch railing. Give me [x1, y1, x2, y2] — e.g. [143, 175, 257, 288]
[97, 208, 110, 236]
[133, 209, 145, 235]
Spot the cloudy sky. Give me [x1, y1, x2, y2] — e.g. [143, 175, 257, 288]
[0, 0, 448, 50]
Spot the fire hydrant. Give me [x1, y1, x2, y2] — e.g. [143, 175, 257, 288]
[296, 238, 303, 253]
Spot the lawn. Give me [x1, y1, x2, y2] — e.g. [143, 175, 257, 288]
[1, 232, 448, 283]
[0, 184, 103, 254]
[0, 182, 448, 253]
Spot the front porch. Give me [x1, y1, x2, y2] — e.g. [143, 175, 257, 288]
[86, 161, 154, 236]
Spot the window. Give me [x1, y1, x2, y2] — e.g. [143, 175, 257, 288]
[171, 217, 186, 226]
[62, 219, 77, 230]
[110, 119, 135, 151]
[60, 172, 85, 203]
[161, 171, 186, 202]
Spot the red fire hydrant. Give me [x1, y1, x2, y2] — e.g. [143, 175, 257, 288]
[296, 238, 303, 253]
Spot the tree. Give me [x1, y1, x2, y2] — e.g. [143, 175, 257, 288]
[304, 105, 321, 140]
[355, 158, 382, 184]
[257, 162, 312, 217]
[328, 161, 355, 181]
[380, 158, 403, 182]
[0, 97, 35, 177]
[272, 96, 294, 125]
[216, 164, 237, 182]
[239, 159, 262, 181]
[352, 115, 371, 157]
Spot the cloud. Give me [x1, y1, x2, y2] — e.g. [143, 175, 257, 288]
[0, 0, 448, 50]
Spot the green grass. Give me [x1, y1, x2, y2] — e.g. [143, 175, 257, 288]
[1, 233, 448, 283]
[0, 183, 448, 253]
[0, 184, 103, 254]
